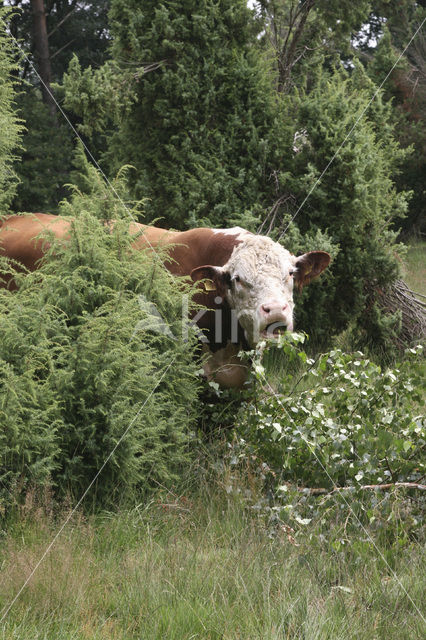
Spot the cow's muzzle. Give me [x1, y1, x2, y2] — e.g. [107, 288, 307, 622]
[258, 302, 293, 339]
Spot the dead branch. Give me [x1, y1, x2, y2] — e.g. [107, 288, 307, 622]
[281, 481, 426, 495]
[50, 39, 76, 60]
[375, 278, 426, 349]
[257, 193, 294, 235]
[133, 60, 168, 80]
[264, 0, 317, 93]
[47, 6, 77, 39]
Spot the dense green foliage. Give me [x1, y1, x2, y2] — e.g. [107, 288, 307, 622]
[59, 1, 415, 353]
[8, 0, 425, 238]
[232, 335, 424, 490]
[70, 0, 280, 228]
[365, 2, 426, 235]
[0, 7, 23, 211]
[280, 64, 409, 350]
[11, 90, 73, 213]
[8, 0, 110, 213]
[7, 0, 425, 237]
[0, 162, 201, 508]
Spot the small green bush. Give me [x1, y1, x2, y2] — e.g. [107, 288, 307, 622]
[234, 335, 424, 490]
[0, 167, 201, 509]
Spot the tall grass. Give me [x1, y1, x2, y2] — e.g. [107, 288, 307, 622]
[0, 476, 424, 640]
[403, 239, 426, 297]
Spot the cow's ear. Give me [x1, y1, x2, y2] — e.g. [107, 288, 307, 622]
[293, 251, 330, 291]
[190, 265, 229, 296]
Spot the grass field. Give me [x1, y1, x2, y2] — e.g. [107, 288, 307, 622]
[0, 484, 425, 640]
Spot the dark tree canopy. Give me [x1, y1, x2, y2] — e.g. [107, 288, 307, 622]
[0, 6, 24, 211]
[104, 0, 280, 229]
[6, 0, 110, 213]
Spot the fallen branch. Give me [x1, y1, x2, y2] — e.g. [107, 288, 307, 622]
[282, 481, 426, 495]
[376, 278, 426, 349]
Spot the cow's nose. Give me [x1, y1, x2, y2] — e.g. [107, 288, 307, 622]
[261, 302, 287, 316]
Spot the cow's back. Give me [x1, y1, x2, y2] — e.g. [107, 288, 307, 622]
[0, 214, 75, 288]
[0, 214, 240, 276]
[0, 214, 181, 286]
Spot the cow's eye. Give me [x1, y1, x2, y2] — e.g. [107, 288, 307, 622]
[234, 274, 247, 286]
[232, 275, 252, 290]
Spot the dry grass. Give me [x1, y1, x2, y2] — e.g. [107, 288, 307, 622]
[403, 239, 426, 298]
[0, 486, 425, 640]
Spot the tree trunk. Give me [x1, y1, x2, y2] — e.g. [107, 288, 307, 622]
[30, 0, 56, 118]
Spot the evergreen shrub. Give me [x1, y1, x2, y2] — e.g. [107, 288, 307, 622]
[279, 64, 411, 355]
[60, 4, 414, 356]
[0, 7, 23, 211]
[63, 0, 278, 228]
[0, 163, 201, 508]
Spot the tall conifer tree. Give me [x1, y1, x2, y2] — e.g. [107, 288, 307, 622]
[107, 0, 279, 228]
[0, 7, 23, 212]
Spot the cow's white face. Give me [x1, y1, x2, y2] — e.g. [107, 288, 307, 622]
[191, 233, 330, 347]
[223, 236, 296, 344]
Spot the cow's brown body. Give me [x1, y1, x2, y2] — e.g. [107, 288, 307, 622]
[0, 213, 240, 279]
[0, 213, 330, 388]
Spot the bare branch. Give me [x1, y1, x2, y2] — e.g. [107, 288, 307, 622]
[375, 278, 426, 349]
[281, 481, 426, 495]
[50, 39, 76, 60]
[47, 7, 77, 39]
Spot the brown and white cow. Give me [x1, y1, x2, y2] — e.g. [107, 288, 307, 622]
[0, 214, 330, 388]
